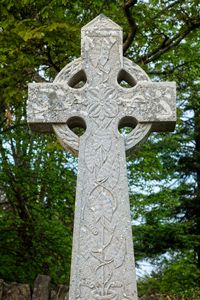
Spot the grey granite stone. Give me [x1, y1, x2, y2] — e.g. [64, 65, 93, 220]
[32, 275, 50, 300]
[27, 14, 176, 300]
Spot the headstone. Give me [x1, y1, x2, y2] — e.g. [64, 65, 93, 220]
[56, 285, 69, 300]
[27, 14, 176, 300]
[1, 282, 31, 300]
[32, 275, 50, 300]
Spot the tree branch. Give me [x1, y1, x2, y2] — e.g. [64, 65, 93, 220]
[148, 61, 197, 76]
[123, 0, 138, 54]
[138, 20, 200, 65]
[0, 118, 7, 129]
[47, 46, 61, 72]
[26, 69, 48, 82]
[153, 0, 182, 20]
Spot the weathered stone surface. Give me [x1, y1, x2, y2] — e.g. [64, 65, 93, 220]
[28, 79, 175, 133]
[32, 275, 50, 300]
[27, 14, 176, 300]
[2, 282, 31, 300]
[56, 285, 69, 300]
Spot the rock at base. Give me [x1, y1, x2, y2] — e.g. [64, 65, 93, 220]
[56, 285, 69, 300]
[1, 281, 31, 300]
[32, 275, 51, 300]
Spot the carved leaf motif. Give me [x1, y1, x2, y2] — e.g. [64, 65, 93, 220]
[89, 186, 114, 222]
[101, 135, 112, 152]
[97, 153, 119, 190]
[113, 238, 126, 269]
[96, 161, 110, 184]
[103, 87, 118, 118]
[104, 87, 117, 99]
[83, 204, 99, 236]
[85, 135, 112, 171]
[104, 101, 118, 118]
[101, 147, 108, 164]
[88, 103, 101, 118]
[87, 88, 100, 101]
[101, 136, 112, 164]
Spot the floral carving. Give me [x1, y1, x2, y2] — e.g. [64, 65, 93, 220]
[87, 85, 118, 121]
[84, 133, 112, 173]
[89, 186, 114, 222]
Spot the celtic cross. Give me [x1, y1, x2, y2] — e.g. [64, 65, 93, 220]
[27, 15, 176, 300]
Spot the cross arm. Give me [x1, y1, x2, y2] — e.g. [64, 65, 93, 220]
[27, 83, 86, 132]
[119, 81, 176, 132]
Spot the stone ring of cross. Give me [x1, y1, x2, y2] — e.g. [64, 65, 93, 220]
[52, 56, 153, 157]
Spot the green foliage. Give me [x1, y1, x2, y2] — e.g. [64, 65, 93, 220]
[138, 254, 200, 298]
[0, 126, 76, 284]
[0, 0, 200, 297]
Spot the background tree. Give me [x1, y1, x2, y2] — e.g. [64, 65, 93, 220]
[0, 0, 199, 297]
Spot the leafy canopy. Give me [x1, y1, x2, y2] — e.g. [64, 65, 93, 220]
[0, 0, 200, 297]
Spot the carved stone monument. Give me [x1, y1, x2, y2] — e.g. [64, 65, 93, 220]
[27, 15, 176, 300]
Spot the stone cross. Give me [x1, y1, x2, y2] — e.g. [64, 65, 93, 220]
[27, 15, 176, 300]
